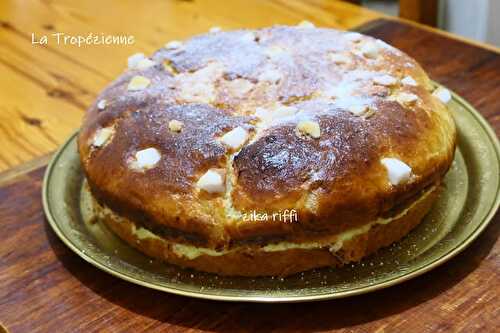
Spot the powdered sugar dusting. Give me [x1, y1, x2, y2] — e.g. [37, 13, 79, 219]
[87, 25, 441, 213]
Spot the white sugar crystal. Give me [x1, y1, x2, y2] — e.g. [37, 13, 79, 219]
[348, 104, 368, 116]
[165, 40, 182, 49]
[92, 127, 114, 147]
[328, 53, 351, 64]
[209, 26, 222, 33]
[136, 58, 155, 70]
[220, 127, 249, 149]
[373, 74, 397, 86]
[168, 119, 184, 132]
[131, 148, 161, 170]
[297, 120, 321, 139]
[397, 92, 418, 104]
[127, 76, 151, 91]
[258, 68, 282, 83]
[128, 54, 155, 70]
[401, 76, 418, 86]
[97, 99, 107, 110]
[127, 53, 146, 69]
[298, 20, 315, 28]
[197, 169, 225, 193]
[360, 42, 380, 59]
[433, 87, 451, 104]
[381, 158, 412, 185]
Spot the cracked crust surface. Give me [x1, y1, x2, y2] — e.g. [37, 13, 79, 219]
[78, 25, 456, 252]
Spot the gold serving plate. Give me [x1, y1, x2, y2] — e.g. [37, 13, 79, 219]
[42, 87, 499, 302]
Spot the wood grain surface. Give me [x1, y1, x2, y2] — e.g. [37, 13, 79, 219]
[399, 0, 438, 26]
[1, 18, 499, 333]
[0, 0, 382, 172]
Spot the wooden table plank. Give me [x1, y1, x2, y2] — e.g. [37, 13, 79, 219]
[1, 18, 499, 333]
[0, 0, 381, 172]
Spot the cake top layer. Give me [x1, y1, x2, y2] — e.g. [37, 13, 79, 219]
[78, 23, 456, 248]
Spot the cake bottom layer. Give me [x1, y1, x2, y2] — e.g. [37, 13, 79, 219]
[95, 186, 439, 277]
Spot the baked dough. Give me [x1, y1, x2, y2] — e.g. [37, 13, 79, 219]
[79, 24, 456, 276]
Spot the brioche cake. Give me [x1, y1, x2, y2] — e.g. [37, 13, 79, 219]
[78, 23, 456, 276]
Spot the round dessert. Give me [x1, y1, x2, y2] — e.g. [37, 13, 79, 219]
[78, 23, 456, 277]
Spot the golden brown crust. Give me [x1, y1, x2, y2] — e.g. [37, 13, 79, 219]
[78, 26, 456, 250]
[100, 184, 439, 277]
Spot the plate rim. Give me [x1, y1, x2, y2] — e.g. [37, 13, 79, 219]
[42, 87, 500, 303]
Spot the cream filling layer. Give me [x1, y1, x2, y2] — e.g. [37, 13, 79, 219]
[98, 186, 435, 260]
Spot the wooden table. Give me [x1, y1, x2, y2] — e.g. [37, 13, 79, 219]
[0, 1, 499, 332]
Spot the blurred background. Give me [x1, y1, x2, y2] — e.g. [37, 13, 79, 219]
[353, 0, 500, 46]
